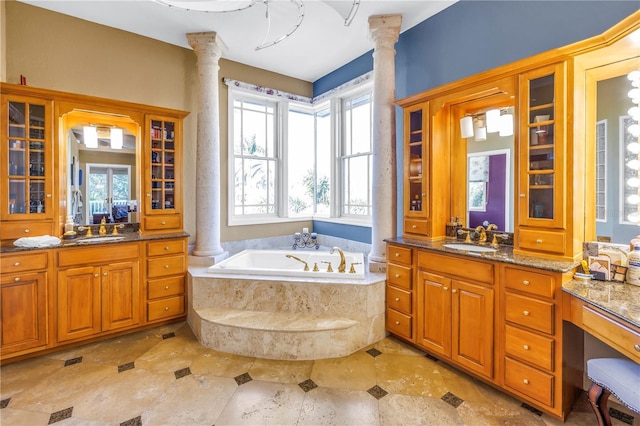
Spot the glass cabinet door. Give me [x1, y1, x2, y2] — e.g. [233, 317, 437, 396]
[405, 104, 428, 216]
[148, 117, 177, 212]
[518, 64, 565, 228]
[2, 96, 52, 220]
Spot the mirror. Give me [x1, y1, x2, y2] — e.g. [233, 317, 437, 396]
[581, 29, 640, 245]
[62, 110, 141, 225]
[451, 93, 516, 232]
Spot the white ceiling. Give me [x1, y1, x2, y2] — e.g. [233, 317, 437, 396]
[17, 0, 457, 82]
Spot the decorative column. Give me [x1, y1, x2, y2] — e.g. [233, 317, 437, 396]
[368, 15, 402, 267]
[187, 32, 228, 261]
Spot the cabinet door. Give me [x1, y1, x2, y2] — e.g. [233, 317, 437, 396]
[57, 266, 101, 342]
[417, 271, 451, 356]
[101, 261, 140, 332]
[518, 63, 565, 228]
[144, 115, 181, 215]
[452, 280, 494, 378]
[1, 94, 53, 222]
[403, 102, 429, 234]
[1, 272, 48, 355]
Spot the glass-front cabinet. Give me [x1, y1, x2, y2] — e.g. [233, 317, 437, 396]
[1, 94, 53, 226]
[403, 102, 430, 237]
[518, 63, 565, 229]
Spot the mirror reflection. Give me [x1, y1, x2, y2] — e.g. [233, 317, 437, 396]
[62, 110, 140, 225]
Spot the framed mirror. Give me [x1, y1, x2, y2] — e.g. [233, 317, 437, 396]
[60, 109, 141, 226]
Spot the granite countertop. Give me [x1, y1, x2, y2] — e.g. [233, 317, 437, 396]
[385, 236, 579, 273]
[0, 231, 190, 254]
[562, 279, 640, 329]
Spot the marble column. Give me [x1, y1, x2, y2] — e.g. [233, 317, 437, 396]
[187, 32, 228, 261]
[368, 15, 402, 268]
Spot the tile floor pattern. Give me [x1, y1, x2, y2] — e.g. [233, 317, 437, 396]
[0, 322, 635, 426]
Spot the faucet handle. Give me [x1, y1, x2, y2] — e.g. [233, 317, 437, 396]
[313, 262, 319, 272]
[321, 261, 334, 272]
[78, 226, 93, 237]
[458, 229, 471, 243]
[349, 262, 362, 273]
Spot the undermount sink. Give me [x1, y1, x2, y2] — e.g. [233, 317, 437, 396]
[77, 236, 127, 244]
[442, 243, 497, 253]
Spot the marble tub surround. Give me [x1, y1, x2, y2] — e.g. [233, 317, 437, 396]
[562, 279, 640, 328]
[188, 267, 385, 360]
[2, 322, 623, 426]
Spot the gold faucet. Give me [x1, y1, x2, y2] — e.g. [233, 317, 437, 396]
[99, 217, 107, 236]
[285, 254, 309, 271]
[331, 246, 346, 273]
[486, 224, 498, 231]
[112, 224, 124, 235]
[475, 225, 487, 243]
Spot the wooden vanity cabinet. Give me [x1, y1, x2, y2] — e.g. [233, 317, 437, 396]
[0, 250, 52, 357]
[56, 244, 141, 342]
[145, 238, 187, 323]
[385, 244, 414, 341]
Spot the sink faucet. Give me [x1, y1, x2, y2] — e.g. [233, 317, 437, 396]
[285, 254, 309, 271]
[99, 217, 107, 236]
[474, 225, 487, 243]
[331, 246, 346, 273]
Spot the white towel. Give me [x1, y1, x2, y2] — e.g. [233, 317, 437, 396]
[13, 235, 61, 248]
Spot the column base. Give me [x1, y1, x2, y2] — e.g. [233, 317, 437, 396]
[190, 250, 229, 267]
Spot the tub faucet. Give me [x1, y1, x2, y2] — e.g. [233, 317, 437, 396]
[285, 254, 309, 271]
[331, 246, 346, 273]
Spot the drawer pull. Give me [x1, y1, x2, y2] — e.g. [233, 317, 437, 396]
[394, 297, 400, 302]
[452, 289, 457, 294]
[164, 246, 170, 251]
[13, 262, 20, 266]
[164, 306, 170, 311]
[94, 274, 99, 278]
[14, 277, 20, 282]
[395, 252, 400, 257]
[635, 344, 640, 352]
[46, 194, 51, 198]
[523, 310, 530, 316]
[395, 274, 400, 278]
[536, 239, 542, 244]
[164, 265, 170, 269]
[161, 221, 166, 225]
[522, 280, 530, 286]
[412, 225, 417, 229]
[523, 379, 529, 385]
[24, 229, 30, 233]
[395, 321, 400, 325]
[443, 286, 448, 291]
[103, 272, 108, 276]
[165, 285, 170, 290]
[523, 345, 529, 351]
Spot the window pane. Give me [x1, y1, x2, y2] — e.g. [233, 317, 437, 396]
[288, 108, 315, 216]
[315, 106, 331, 216]
[343, 155, 370, 215]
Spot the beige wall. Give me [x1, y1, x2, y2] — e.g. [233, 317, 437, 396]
[3, 1, 313, 244]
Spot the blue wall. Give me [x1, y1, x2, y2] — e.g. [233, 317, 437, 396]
[313, 1, 638, 243]
[312, 220, 372, 244]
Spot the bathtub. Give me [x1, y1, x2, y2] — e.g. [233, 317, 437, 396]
[208, 249, 366, 279]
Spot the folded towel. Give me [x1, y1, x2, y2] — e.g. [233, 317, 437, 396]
[13, 235, 61, 248]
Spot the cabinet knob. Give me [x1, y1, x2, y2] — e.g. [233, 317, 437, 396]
[14, 277, 20, 282]
[164, 265, 170, 269]
[523, 310, 530, 316]
[395, 321, 400, 325]
[146, 193, 151, 197]
[24, 229, 30, 233]
[523, 379, 530, 385]
[522, 280, 530, 286]
[395, 253, 400, 257]
[412, 225, 417, 229]
[523, 345, 530, 351]
[46, 194, 51, 198]
[94, 274, 99, 278]
[165, 285, 170, 290]
[634, 344, 640, 352]
[394, 273, 400, 278]
[536, 239, 543, 244]
[519, 194, 526, 198]
[164, 306, 170, 311]
[164, 246, 170, 251]
[394, 297, 400, 302]
[161, 221, 166, 225]
[13, 262, 20, 266]
[443, 286, 448, 291]
[103, 272, 108, 276]
[452, 289, 457, 293]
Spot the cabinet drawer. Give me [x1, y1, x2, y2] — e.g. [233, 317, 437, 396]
[1, 251, 48, 274]
[404, 218, 429, 236]
[505, 324, 554, 371]
[147, 296, 185, 321]
[144, 215, 181, 231]
[582, 306, 640, 363]
[505, 293, 554, 335]
[148, 276, 185, 300]
[0, 221, 54, 241]
[504, 357, 554, 407]
[504, 267, 555, 299]
[147, 255, 185, 278]
[518, 229, 565, 254]
[387, 263, 412, 290]
[146, 239, 185, 257]
[387, 309, 412, 340]
[418, 251, 494, 284]
[386, 285, 411, 315]
[58, 243, 140, 268]
[387, 245, 412, 266]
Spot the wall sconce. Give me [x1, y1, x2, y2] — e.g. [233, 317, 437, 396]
[110, 128, 123, 150]
[83, 126, 98, 148]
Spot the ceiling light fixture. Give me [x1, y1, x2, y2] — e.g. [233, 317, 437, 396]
[155, 0, 256, 13]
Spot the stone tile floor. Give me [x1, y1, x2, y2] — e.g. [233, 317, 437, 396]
[0, 322, 635, 425]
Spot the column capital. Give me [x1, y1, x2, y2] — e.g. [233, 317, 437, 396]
[368, 14, 402, 49]
[187, 31, 228, 59]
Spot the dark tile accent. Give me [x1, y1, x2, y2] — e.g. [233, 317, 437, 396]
[162, 332, 176, 340]
[425, 353, 439, 362]
[64, 356, 83, 367]
[118, 361, 135, 373]
[521, 402, 543, 416]
[48, 407, 73, 424]
[0, 398, 10, 409]
[366, 348, 382, 358]
[609, 407, 634, 425]
[174, 367, 192, 379]
[441, 392, 464, 408]
[234, 372, 253, 386]
[120, 416, 142, 426]
[367, 385, 388, 400]
[298, 379, 318, 392]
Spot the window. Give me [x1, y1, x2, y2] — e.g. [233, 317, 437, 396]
[86, 163, 131, 224]
[595, 119, 607, 222]
[227, 78, 372, 225]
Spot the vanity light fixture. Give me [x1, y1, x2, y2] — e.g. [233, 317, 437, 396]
[474, 118, 487, 141]
[110, 127, 123, 150]
[83, 126, 98, 148]
[460, 115, 474, 138]
[499, 112, 514, 137]
[485, 109, 501, 133]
